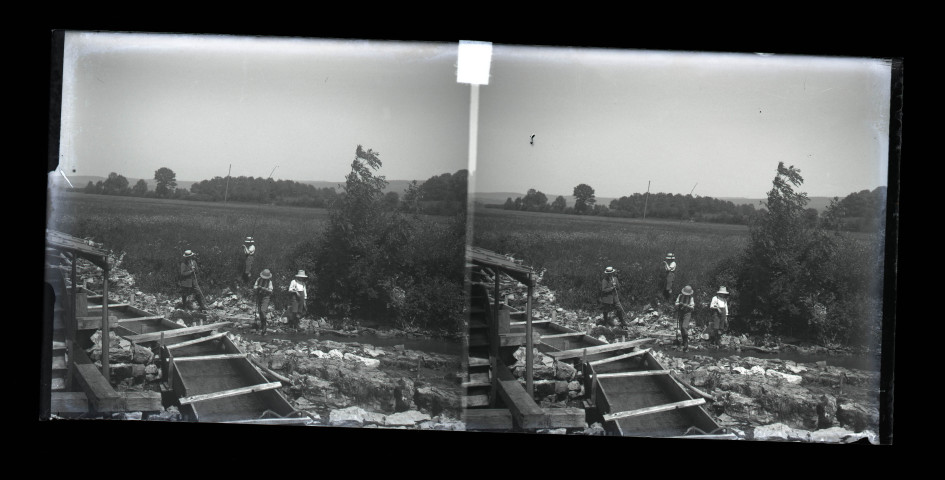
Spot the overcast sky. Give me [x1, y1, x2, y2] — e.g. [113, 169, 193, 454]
[58, 32, 469, 185]
[475, 46, 891, 199]
[58, 33, 892, 199]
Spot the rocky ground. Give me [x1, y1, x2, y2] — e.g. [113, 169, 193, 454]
[63, 255, 882, 442]
[496, 271, 882, 443]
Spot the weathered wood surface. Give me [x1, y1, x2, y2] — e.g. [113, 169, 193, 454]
[124, 322, 232, 343]
[588, 348, 650, 366]
[497, 380, 545, 429]
[178, 382, 282, 405]
[166, 332, 226, 350]
[74, 363, 122, 412]
[248, 356, 293, 384]
[223, 417, 316, 425]
[547, 338, 655, 360]
[462, 395, 490, 408]
[75, 315, 118, 330]
[463, 409, 514, 430]
[51, 392, 89, 413]
[603, 398, 706, 422]
[669, 372, 716, 402]
[536, 408, 586, 429]
[172, 353, 247, 362]
[594, 370, 670, 379]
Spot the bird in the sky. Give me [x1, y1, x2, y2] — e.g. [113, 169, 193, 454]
[530, 134, 535, 145]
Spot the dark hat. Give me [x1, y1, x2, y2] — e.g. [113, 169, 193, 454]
[259, 269, 272, 279]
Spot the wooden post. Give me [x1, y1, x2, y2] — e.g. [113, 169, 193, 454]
[68, 252, 77, 391]
[525, 274, 534, 399]
[102, 266, 110, 382]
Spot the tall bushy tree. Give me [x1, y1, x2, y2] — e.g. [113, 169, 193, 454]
[309, 145, 412, 323]
[735, 162, 842, 340]
[132, 179, 149, 196]
[154, 167, 177, 197]
[573, 183, 596, 213]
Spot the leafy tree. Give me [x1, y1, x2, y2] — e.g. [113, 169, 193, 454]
[551, 196, 567, 212]
[503, 197, 514, 210]
[102, 172, 130, 195]
[132, 179, 149, 196]
[735, 162, 841, 341]
[383, 191, 400, 210]
[84, 181, 100, 194]
[154, 167, 177, 197]
[573, 183, 596, 213]
[522, 189, 548, 211]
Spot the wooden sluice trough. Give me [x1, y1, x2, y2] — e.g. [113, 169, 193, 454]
[533, 321, 735, 439]
[160, 330, 310, 424]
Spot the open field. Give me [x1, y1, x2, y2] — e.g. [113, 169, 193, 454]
[471, 206, 749, 313]
[48, 191, 332, 302]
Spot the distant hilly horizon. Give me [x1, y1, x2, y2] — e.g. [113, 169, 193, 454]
[50, 174, 858, 213]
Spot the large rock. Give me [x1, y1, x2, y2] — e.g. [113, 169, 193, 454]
[752, 423, 810, 442]
[329, 406, 368, 427]
[555, 361, 577, 381]
[343, 352, 381, 368]
[836, 400, 880, 432]
[414, 385, 459, 417]
[384, 410, 431, 427]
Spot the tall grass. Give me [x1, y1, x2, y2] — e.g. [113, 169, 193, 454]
[49, 192, 330, 308]
[471, 207, 748, 313]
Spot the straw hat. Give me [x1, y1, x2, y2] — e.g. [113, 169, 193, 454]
[604, 266, 616, 274]
[666, 253, 676, 260]
[183, 250, 195, 257]
[681, 285, 693, 295]
[295, 270, 308, 278]
[245, 236, 255, 243]
[259, 269, 272, 279]
[717, 286, 729, 295]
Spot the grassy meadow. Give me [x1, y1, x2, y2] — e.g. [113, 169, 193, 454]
[49, 191, 334, 306]
[471, 206, 749, 313]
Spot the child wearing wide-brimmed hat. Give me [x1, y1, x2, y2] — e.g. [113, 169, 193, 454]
[675, 285, 695, 351]
[599, 266, 627, 326]
[709, 286, 730, 346]
[663, 253, 677, 301]
[287, 270, 309, 329]
[178, 250, 207, 311]
[241, 236, 256, 284]
[254, 269, 273, 334]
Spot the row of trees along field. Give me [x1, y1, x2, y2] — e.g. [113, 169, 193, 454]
[492, 182, 886, 230]
[76, 166, 470, 217]
[493, 184, 759, 225]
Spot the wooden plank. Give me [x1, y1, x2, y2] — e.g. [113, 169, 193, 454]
[124, 322, 232, 343]
[588, 348, 651, 366]
[178, 382, 282, 405]
[462, 395, 490, 408]
[537, 408, 586, 429]
[51, 392, 89, 414]
[73, 363, 122, 412]
[547, 338, 655, 360]
[75, 316, 118, 330]
[497, 379, 546, 429]
[116, 316, 168, 323]
[463, 409, 513, 430]
[594, 369, 669, 379]
[172, 353, 247, 362]
[669, 372, 716, 402]
[603, 398, 706, 422]
[224, 417, 315, 425]
[540, 332, 586, 339]
[87, 303, 130, 310]
[121, 391, 163, 411]
[165, 332, 226, 350]
[668, 433, 739, 440]
[509, 319, 552, 327]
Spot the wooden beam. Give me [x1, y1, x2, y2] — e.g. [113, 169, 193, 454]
[537, 408, 586, 429]
[165, 332, 226, 350]
[547, 338, 655, 360]
[124, 323, 232, 343]
[51, 392, 89, 414]
[540, 332, 586, 339]
[116, 316, 168, 323]
[594, 369, 669, 379]
[496, 379, 546, 429]
[669, 372, 716, 402]
[224, 417, 315, 425]
[172, 353, 247, 362]
[178, 382, 282, 405]
[463, 409, 513, 430]
[86, 303, 130, 310]
[509, 319, 552, 327]
[121, 391, 163, 411]
[76, 316, 118, 330]
[73, 363, 122, 412]
[462, 395, 490, 408]
[588, 348, 651, 366]
[603, 398, 706, 422]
